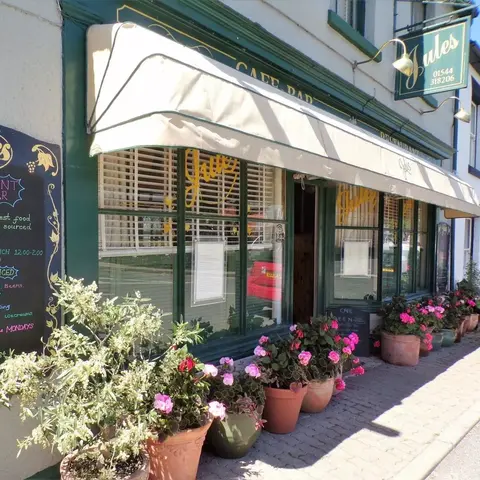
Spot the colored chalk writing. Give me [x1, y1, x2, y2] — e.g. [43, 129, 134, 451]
[0, 124, 61, 353]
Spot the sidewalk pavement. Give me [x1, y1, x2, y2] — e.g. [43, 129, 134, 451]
[198, 332, 480, 480]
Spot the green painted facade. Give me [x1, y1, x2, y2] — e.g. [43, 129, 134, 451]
[62, 0, 443, 359]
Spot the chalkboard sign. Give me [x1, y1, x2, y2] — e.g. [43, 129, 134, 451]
[327, 306, 370, 357]
[0, 125, 61, 353]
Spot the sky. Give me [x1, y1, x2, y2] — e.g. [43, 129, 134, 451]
[472, 1, 480, 43]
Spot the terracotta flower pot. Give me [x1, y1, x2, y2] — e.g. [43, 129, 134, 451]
[147, 421, 212, 480]
[441, 329, 456, 347]
[301, 378, 335, 413]
[207, 412, 262, 459]
[263, 386, 307, 434]
[381, 331, 420, 367]
[60, 450, 149, 480]
[467, 314, 479, 332]
[460, 317, 468, 337]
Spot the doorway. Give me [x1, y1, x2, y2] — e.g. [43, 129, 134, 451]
[293, 181, 317, 324]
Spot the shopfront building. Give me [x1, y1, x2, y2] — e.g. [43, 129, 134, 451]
[62, 0, 480, 361]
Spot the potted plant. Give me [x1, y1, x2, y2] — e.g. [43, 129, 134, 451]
[204, 357, 265, 458]
[0, 278, 164, 480]
[416, 298, 444, 353]
[370, 325, 382, 356]
[295, 317, 337, 413]
[252, 333, 309, 434]
[441, 292, 461, 345]
[378, 296, 425, 366]
[145, 324, 225, 480]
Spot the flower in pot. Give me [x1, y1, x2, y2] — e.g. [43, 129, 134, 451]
[441, 293, 461, 345]
[145, 323, 226, 480]
[0, 278, 166, 480]
[295, 317, 338, 413]
[252, 333, 309, 434]
[378, 296, 425, 366]
[204, 357, 265, 458]
[416, 298, 445, 353]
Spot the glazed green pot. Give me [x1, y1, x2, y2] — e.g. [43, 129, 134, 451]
[206, 413, 262, 459]
[431, 332, 443, 351]
[441, 329, 456, 347]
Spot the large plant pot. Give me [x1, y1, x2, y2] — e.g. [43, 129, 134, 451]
[381, 331, 420, 367]
[301, 378, 335, 413]
[60, 450, 149, 480]
[431, 332, 443, 351]
[263, 386, 307, 434]
[467, 314, 479, 332]
[460, 317, 468, 337]
[207, 412, 262, 459]
[147, 421, 211, 480]
[441, 329, 456, 347]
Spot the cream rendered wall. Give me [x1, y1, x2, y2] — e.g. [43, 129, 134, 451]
[455, 66, 480, 286]
[0, 1, 63, 479]
[219, 0, 455, 147]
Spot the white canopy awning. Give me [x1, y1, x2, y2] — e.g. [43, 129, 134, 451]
[86, 23, 480, 217]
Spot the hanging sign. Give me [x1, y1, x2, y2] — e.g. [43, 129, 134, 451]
[0, 125, 61, 354]
[395, 18, 470, 100]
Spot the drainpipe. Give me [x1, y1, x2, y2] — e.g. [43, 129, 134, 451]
[450, 90, 460, 290]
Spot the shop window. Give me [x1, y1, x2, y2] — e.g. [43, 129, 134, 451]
[98, 147, 178, 328]
[382, 195, 399, 298]
[334, 185, 379, 300]
[401, 199, 415, 294]
[98, 147, 286, 342]
[416, 202, 429, 291]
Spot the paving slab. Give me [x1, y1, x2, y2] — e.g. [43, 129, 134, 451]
[198, 332, 480, 480]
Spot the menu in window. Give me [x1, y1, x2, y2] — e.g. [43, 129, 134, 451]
[0, 125, 61, 353]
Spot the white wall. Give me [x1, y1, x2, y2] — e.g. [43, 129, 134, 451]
[219, 0, 455, 145]
[0, 1, 62, 478]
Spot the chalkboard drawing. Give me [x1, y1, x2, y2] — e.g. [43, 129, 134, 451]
[0, 135, 13, 169]
[0, 266, 19, 280]
[27, 144, 59, 176]
[0, 174, 24, 207]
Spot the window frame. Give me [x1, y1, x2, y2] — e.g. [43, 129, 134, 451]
[470, 101, 477, 168]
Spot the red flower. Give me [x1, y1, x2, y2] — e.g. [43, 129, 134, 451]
[178, 357, 195, 372]
[296, 329, 304, 339]
[290, 340, 301, 351]
[334, 335, 342, 343]
[373, 340, 380, 348]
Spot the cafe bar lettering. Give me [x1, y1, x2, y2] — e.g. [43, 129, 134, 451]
[0, 125, 61, 353]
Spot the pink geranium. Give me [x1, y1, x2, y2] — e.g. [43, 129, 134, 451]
[259, 335, 269, 345]
[349, 333, 359, 345]
[353, 357, 360, 364]
[400, 312, 415, 324]
[342, 346, 352, 355]
[298, 351, 312, 366]
[351, 366, 365, 376]
[219, 357, 234, 367]
[334, 335, 342, 343]
[328, 351, 340, 364]
[254, 345, 267, 357]
[468, 299, 476, 307]
[335, 378, 346, 391]
[208, 401, 226, 420]
[343, 337, 351, 346]
[289, 324, 297, 332]
[322, 324, 329, 332]
[245, 363, 261, 378]
[331, 320, 339, 330]
[154, 393, 173, 414]
[373, 340, 381, 348]
[203, 364, 218, 377]
[420, 324, 427, 332]
[222, 373, 234, 386]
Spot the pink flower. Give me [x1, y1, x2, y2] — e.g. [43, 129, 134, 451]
[425, 333, 433, 341]
[434, 312, 443, 319]
[219, 357, 234, 367]
[351, 366, 365, 376]
[435, 306, 445, 314]
[323, 323, 329, 331]
[203, 364, 218, 377]
[343, 337, 351, 346]
[400, 312, 415, 324]
[298, 351, 312, 366]
[154, 394, 173, 414]
[419, 308, 428, 315]
[328, 351, 340, 364]
[245, 363, 261, 378]
[427, 306, 435, 313]
[373, 340, 381, 348]
[342, 346, 352, 355]
[353, 357, 360, 364]
[349, 333, 359, 345]
[427, 343, 433, 351]
[254, 345, 267, 357]
[335, 378, 346, 391]
[259, 336, 269, 345]
[289, 324, 297, 332]
[334, 335, 342, 343]
[331, 320, 339, 330]
[420, 324, 427, 332]
[208, 401, 226, 420]
[468, 299, 476, 307]
[222, 373, 234, 386]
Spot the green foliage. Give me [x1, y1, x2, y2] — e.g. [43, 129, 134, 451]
[254, 335, 309, 390]
[460, 260, 480, 295]
[207, 361, 265, 427]
[379, 296, 425, 337]
[0, 278, 167, 478]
